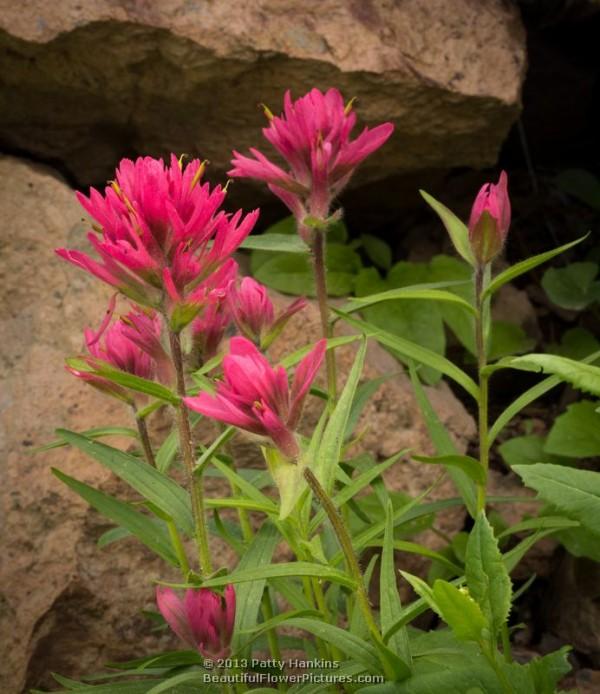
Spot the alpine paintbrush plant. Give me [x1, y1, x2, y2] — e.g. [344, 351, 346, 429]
[43, 88, 600, 694]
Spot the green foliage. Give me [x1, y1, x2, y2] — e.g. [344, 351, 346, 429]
[545, 400, 600, 457]
[556, 167, 600, 210]
[465, 513, 511, 640]
[513, 463, 600, 538]
[542, 261, 600, 310]
[498, 434, 569, 467]
[52, 469, 179, 566]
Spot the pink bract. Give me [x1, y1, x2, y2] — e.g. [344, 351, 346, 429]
[56, 155, 258, 321]
[229, 88, 394, 231]
[227, 277, 307, 348]
[184, 336, 326, 459]
[156, 585, 236, 660]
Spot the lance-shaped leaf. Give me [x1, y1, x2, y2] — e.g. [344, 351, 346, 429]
[420, 190, 475, 265]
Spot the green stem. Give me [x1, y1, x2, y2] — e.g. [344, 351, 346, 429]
[169, 329, 213, 576]
[303, 467, 381, 644]
[474, 266, 489, 514]
[311, 229, 337, 408]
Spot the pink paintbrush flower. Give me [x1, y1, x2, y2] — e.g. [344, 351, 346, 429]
[156, 585, 236, 660]
[227, 277, 307, 349]
[184, 336, 326, 459]
[56, 155, 258, 324]
[468, 171, 511, 264]
[230, 88, 394, 238]
[68, 296, 168, 400]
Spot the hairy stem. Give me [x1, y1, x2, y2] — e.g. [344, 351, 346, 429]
[474, 266, 489, 514]
[311, 229, 337, 407]
[303, 467, 381, 644]
[169, 329, 213, 576]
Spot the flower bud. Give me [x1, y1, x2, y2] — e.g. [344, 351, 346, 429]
[468, 171, 511, 265]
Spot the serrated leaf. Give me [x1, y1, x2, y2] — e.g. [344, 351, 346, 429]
[507, 353, 600, 398]
[432, 580, 488, 643]
[513, 463, 600, 535]
[465, 513, 511, 638]
[545, 400, 600, 458]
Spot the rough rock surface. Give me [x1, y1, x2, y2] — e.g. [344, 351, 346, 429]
[0, 155, 476, 691]
[0, 0, 526, 188]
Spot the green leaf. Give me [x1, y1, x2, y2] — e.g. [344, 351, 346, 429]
[283, 618, 383, 674]
[335, 311, 478, 400]
[263, 446, 306, 519]
[498, 435, 569, 467]
[57, 430, 194, 536]
[488, 321, 534, 361]
[201, 562, 356, 590]
[309, 451, 404, 535]
[542, 261, 600, 310]
[381, 502, 412, 665]
[412, 454, 486, 486]
[483, 234, 588, 300]
[506, 353, 600, 398]
[314, 339, 367, 493]
[254, 243, 361, 297]
[155, 412, 201, 473]
[432, 580, 488, 643]
[361, 233, 392, 270]
[53, 469, 178, 565]
[409, 365, 477, 517]
[240, 233, 307, 253]
[553, 327, 600, 361]
[65, 358, 179, 404]
[420, 190, 475, 265]
[513, 463, 600, 535]
[342, 284, 476, 316]
[545, 400, 600, 457]
[97, 526, 132, 548]
[33, 426, 138, 452]
[465, 513, 511, 638]
[210, 458, 278, 513]
[231, 522, 280, 657]
[344, 374, 395, 440]
[145, 672, 210, 694]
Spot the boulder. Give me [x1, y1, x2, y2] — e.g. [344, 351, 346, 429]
[0, 155, 475, 690]
[0, 0, 526, 190]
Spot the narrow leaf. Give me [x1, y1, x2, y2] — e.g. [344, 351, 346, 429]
[57, 430, 194, 536]
[420, 190, 475, 265]
[336, 311, 479, 400]
[483, 234, 588, 299]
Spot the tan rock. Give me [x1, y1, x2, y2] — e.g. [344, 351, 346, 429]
[0, 0, 526, 187]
